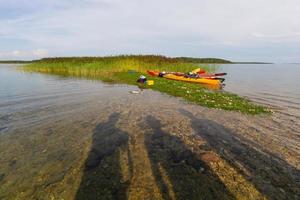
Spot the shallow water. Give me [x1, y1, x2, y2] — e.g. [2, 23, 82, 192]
[0, 64, 135, 134]
[0, 64, 299, 200]
[220, 64, 300, 119]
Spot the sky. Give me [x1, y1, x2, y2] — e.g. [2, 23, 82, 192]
[0, 0, 300, 62]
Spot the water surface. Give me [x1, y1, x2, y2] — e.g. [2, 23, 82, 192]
[0, 64, 299, 200]
[0, 64, 134, 133]
[221, 64, 300, 113]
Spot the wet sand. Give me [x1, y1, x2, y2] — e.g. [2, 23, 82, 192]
[0, 84, 299, 200]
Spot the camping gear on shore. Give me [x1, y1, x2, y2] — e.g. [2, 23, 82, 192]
[137, 75, 147, 83]
[147, 80, 154, 86]
[158, 71, 166, 77]
[164, 74, 221, 85]
[191, 68, 206, 74]
[137, 75, 154, 86]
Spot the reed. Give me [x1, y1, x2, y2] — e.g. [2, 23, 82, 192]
[25, 55, 210, 75]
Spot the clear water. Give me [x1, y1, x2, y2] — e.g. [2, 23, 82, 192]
[220, 64, 300, 119]
[0, 64, 143, 199]
[0, 64, 135, 134]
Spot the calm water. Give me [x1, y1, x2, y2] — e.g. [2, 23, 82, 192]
[0, 64, 135, 134]
[0, 64, 299, 199]
[220, 64, 300, 119]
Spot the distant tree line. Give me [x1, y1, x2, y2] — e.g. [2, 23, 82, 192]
[2, 55, 273, 64]
[32, 55, 233, 64]
[0, 60, 32, 64]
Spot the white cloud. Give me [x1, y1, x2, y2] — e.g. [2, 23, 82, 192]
[33, 49, 49, 58]
[0, 49, 49, 60]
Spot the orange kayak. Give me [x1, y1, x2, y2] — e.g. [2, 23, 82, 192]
[147, 70, 159, 76]
[164, 74, 221, 85]
[147, 70, 226, 79]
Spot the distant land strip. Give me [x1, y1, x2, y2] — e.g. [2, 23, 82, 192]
[0, 60, 33, 64]
[0, 55, 273, 64]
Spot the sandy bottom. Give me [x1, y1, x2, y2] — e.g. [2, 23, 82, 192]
[0, 87, 299, 200]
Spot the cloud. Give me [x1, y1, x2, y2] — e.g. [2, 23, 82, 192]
[252, 31, 300, 41]
[0, 49, 49, 60]
[0, 0, 300, 62]
[33, 49, 49, 58]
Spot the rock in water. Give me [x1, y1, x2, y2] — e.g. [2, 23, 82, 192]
[0, 173, 5, 182]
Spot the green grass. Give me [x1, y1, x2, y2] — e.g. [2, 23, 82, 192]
[22, 55, 270, 114]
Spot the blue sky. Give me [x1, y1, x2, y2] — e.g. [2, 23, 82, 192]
[0, 0, 300, 62]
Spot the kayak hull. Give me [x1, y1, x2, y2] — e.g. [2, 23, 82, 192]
[164, 74, 221, 85]
[147, 70, 159, 76]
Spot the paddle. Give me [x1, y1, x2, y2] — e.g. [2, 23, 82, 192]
[198, 72, 227, 77]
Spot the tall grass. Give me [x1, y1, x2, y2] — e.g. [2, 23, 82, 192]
[24, 55, 215, 76]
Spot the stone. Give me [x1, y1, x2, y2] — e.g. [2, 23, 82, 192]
[0, 173, 5, 182]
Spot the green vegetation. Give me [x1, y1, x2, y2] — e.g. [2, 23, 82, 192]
[23, 55, 270, 114]
[0, 60, 32, 64]
[34, 56, 232, 64]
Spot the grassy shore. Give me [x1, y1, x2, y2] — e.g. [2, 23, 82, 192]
[23, 55, 270, 114]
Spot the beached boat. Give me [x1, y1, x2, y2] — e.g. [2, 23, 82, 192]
[164, 74, 221, 85]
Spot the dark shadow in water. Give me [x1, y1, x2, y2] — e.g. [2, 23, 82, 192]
[75, 113, 131, 200]
[143, 115, 236, 200]
[179, 109, 300, 200]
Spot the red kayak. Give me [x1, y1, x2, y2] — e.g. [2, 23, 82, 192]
[147, 70, 226, 78]
[147, 70, 159, 76]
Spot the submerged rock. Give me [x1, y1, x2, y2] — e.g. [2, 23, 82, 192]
[0, 126, 7, 132]
[0, 173, 5, 182]
[201, 153, 219, 163]
[9, 160, 17, 170]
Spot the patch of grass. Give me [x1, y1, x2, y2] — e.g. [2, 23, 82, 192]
[22, 55, 270, 114]
[24, 55, 219, 75]
[114, 73, 269, 114]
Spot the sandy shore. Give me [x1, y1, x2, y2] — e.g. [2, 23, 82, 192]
[0, 87, 299, 200]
